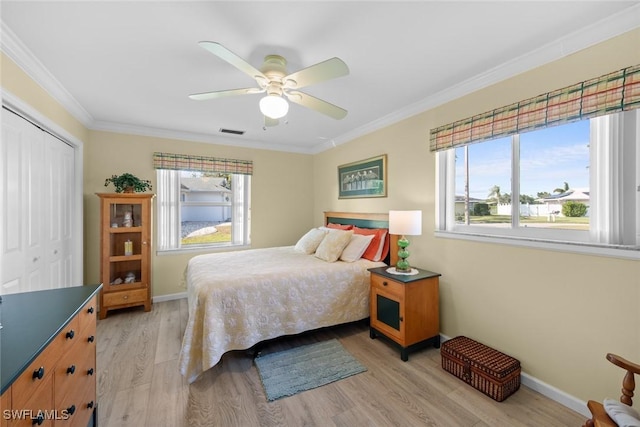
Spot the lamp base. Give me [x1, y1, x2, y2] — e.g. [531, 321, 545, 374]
[396, 235, 411, 272]
[394, 265, 412, 273]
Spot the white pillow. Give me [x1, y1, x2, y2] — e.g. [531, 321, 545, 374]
[294, 228, 328, 254]
[340, 234, 375, 262]
[315, 230, 354, 262]
[604, 398, 640, 427]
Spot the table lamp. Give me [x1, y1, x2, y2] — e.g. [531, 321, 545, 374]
[389, 210, 422, 273]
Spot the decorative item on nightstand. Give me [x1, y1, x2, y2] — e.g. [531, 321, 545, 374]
[389, 210, 422, 273]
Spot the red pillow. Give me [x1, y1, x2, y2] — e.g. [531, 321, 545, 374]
[327, 223, 353, 230]
[353, 227, 388, 261]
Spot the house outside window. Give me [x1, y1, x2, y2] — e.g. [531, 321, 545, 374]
[154, 153, 252, 252]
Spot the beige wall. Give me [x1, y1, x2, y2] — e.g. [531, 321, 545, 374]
[1, 53, 89, 143]
[84, 131, 314, 297]
[313, 28, 640, 404]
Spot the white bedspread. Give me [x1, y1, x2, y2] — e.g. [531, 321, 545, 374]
[179, 246, 385, 383]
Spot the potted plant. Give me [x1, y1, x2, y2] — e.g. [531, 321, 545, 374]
[104, 173, 153, 193]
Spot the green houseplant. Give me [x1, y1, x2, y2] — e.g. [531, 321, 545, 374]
[104, 173, 153, 193]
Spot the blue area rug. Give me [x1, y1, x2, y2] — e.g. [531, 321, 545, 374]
[255, 338, 367, 401]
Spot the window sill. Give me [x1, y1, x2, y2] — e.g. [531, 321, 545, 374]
[435, 230, 640, 260]
[156, 244, 251, 256]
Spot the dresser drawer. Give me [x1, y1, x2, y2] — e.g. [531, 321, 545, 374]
[55, 378, 96, 427]
[370, 273, 404, 297]
[54, 332, 96, 407]
[77, 296, 98, 334]
[50, 316, 81, 361]
[11, 338, 59, 410]
[103, 288, 147, 307]
[10, 373, 54, 427]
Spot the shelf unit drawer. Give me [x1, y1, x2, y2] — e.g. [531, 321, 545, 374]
[103, 288, 147, 307]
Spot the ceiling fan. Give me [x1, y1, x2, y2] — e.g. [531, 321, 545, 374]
[189, 42, 349, 126]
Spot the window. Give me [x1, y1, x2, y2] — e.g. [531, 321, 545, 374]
[154, 152, 251, 252]
[437, 110, 639, 252]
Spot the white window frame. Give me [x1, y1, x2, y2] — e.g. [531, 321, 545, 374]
[435, 110, 640, 259]
[156, 170, 251, 253]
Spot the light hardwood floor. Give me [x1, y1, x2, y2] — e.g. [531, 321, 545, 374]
[96, 299, 586, 426]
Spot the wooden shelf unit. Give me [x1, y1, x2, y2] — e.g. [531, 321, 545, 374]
[97, 193, 154, 319]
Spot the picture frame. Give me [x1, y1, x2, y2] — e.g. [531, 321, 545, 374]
[338, 154, 387, 199]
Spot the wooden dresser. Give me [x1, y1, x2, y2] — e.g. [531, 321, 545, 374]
[0, 285, 101, 426]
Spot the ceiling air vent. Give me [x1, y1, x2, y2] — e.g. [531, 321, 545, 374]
[219, 128, 245, 136]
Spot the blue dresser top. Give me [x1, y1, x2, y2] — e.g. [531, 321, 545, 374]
[0, 284, 102, 394]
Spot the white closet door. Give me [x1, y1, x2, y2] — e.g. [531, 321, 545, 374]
[46, 132, 74, 288]
[1, 110, 75, 294]
[1, 111, 47, 294]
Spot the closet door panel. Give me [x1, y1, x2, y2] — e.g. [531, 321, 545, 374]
[27, 122, 46, 290]
[47, 133, 74, 288]
[2, 116, 25, 293]
[1, 112, 46, 294]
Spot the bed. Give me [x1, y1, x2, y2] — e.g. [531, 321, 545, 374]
[179, 211, 397, 383]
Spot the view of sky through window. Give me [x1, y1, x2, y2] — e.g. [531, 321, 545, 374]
[455, 120, 590, 201]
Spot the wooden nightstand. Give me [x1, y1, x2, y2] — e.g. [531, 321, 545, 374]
[368, 266, 441, 361]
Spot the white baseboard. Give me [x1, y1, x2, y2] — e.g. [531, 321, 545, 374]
[521, 372, 589, 417]
[153, 292, 187, 303]
[440, 334, 589, 418]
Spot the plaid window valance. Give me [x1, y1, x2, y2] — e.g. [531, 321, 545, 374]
[429, 64, 640, 152]
[153, 152, 253, 175]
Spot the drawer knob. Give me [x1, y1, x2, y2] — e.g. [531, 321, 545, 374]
[88, 335, 95, 343]
[32, 413, 44, 425]
[87, 306, 95, 314]
[382, 281, 388, 286]
[66, 329, 75, 339]
[88, 368, 94, 376]
[67, 364, 76, 375]
[123, 295, 129, 300]
[87, 401, 94, 409]
[32, 366, 44, 380]
[66, 404, 76, 416]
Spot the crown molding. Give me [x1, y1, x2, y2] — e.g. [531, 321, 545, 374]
[318, 3, 640, 154]
[1, 21, 95, 127]
[91, 120, 315, 155]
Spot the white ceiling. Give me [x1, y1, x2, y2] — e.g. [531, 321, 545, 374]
[2, 1, 639, 154]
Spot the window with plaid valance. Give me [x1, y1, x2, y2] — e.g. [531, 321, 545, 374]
[152, 152, 253, 175]
[429, 64, 640, 152]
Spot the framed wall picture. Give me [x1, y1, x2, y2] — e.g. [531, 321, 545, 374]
[338, 154, 387, 199]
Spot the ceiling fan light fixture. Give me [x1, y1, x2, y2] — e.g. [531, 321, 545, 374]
[259, 94, 289, 119]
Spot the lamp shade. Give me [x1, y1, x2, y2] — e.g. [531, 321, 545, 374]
[259, 95, 289, 119]
[389, 210, 422, 236]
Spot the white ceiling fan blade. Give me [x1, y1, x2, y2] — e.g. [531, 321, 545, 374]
[198, 41, 268, 84]
[189, 87, 264, 101]
[285, 91, 348, 120]
[283, 58, 349, 90]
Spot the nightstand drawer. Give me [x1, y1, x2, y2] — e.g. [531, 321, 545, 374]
[370, 273, 404, 296]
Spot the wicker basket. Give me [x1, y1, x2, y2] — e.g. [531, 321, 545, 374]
[441, 336, 521, 402]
